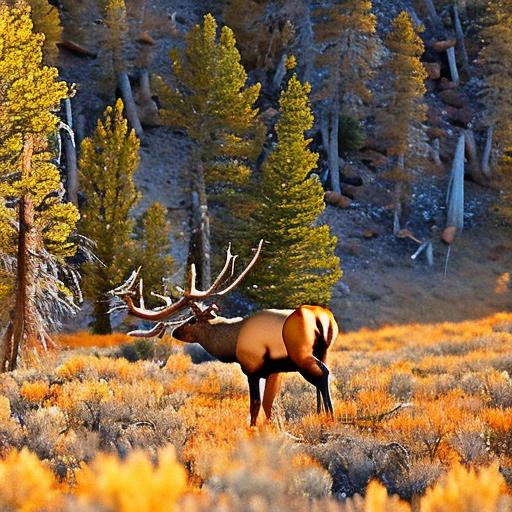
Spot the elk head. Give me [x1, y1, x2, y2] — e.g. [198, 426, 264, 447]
[111, 241, 263, 337]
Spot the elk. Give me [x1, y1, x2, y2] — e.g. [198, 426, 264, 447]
[112, 241, 339, 426]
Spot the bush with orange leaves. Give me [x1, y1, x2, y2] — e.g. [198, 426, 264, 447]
[0, 313, 512, 509]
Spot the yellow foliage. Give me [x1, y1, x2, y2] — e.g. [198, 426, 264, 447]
[75, 446, 187, 512]
[420, 463, 505, 512]
[363, 480, 410, 512]
[57, 331, 132, 348]
[0, 448, 59, 512]
[0, 395, 10, 421]
[20, 380, 50, 403]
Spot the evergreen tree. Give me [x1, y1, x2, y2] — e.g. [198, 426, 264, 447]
[133, 202, 174, 307]
[0, 4, 79, 371]
[154, 13, 264, 287]
[101, 0, 127, 75]
[377, 11, 427, 232]
[480, 0, 512, 212]
[25, 0, 62, 64]
[313, 0, 378, 194]
[247, 76, 341, 308]
[79, 99, 140, 334]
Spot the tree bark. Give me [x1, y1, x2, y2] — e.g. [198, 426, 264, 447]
[328, 102, 341, 195]
[8, 138, 39, 371]
[117, 72, 144, 138]
[451, 4, 470, 74]
[446, 133, 465, 232]
[446, 46, 460, 85]
[481, 125, 494, 178]
[193, 163, 211, 289]
[464, 128, 488, 184]
[423, 0, 443, 31]
[0, 319, 14, 372]
[92, 291, 112, 334]
[63, 99, 79, 206]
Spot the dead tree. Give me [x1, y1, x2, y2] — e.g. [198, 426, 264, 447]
[62, 99, 79, 206]
[446, 133, 465, 233]
[451, 4, 471, 74]
[117, 72, 144, 138]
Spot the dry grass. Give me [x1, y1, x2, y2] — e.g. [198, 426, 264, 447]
[1, 313, 512, 510]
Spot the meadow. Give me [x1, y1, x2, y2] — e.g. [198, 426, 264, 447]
[1, 313, 512, 511]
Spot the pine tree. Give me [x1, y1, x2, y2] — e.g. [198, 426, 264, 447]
[154, 13, 264, 287]
[377, 11, 427, 232]
[101, 0, 128, 75]
[0, 4, 79, 371]
[79, 99, 140, 334]
[480, 0, 512, 212]
[313, 0, 378, 195]
[247, 75, 341, 308]
[133, 202, 174, 307]
[25, 0, 63, 64]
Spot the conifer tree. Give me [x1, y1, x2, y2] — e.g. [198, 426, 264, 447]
[133, 202, 174, 307]
[247, 76, 341, 308]
[154, 13, 264, 287]
[313, 0, 378, 194]
[25, 0, 62, 64]
[101, 0, 128, 75]
[0, 4, 79, 371]
[377, 11, 427, 233]
[79, 99, 140, 334]
[479, 0, 512, 199]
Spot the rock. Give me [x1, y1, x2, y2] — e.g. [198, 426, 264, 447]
[360, 149, 388, 169]
[342, 184, 359, 199]
[439, 77, 458, 90]
[428, 127, 447, 139]
[446, 106, 472, 127]
[361, 137, 389, 154]
[362, 229, 378, 239]
[137, 31, 155, 45]
[427, 105, 443, 127]
[325, 191, 351, 208]
[439, 89, 465, 108]
[424, 62, 441, 80]
[432, 39, 457, 52]
[442, 226, 457, 244]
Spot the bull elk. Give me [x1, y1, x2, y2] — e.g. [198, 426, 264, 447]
[112, 241, 339, 426]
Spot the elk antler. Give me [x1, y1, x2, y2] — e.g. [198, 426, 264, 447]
[111, 240, 263, 322]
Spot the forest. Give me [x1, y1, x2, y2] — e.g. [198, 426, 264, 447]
[0, 0, 511, 510]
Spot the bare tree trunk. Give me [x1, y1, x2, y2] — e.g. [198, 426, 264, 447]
[464, 128, 488, 184]
[446, 46, 460, 85]
[451, 4, 470, 74]
[446, 133, 465, 232]
[117, 72, 144, 138]
[298, 3, 314, 84]
[423, 0, 443, 31]
[193, 163, 211, 289]
[393, 155, 405, 236]
[432, 138, 442, 168]
[8, 138, 39, 371]
[0, 320, 14, 372]
[63, 99, 79, 206]
[272, 53, 287, 92]
[481, 125, 494, 178]
[328, 102, 341, 195]
[137, 69, 160, 127]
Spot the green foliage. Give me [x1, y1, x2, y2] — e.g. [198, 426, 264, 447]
[133, 202, 174, 306]
[338, 115, 365, 153]
[377, 11, 427, 183]
[0, 3, 78, 326]
[247, 76, 341, 308]
[79, 99, 140, 333]
[24, 0, 62, 64]
[153, 13, 264, 192]
[313, 0, 378, 117]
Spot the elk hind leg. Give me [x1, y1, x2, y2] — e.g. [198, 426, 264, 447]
[248, 375, 261, 427]
[262, 373, 282, 420]
[297, 356, 333, 417]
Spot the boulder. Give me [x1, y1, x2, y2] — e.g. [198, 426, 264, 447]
[442, 226, 457, 244]
[446, 106, 472, 127]
[439, 77, 458, 90]
[424, 62, 441, 80]
[362, 229, 378, 239]
[360, 149, 388, 169]
[325, 191, 351, 209]
[427, 127, 447, 139]
[439, 89, 465, 108]
[137, 31, 155, 45]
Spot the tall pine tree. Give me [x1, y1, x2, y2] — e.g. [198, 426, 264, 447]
[0, 3, 79, 371]
[313, 0, 378, 195]
[79, 99, 140, 334]
[247, 75, 341, 308]
[154, 14, 264, 287]
[377, 11, 427, 233]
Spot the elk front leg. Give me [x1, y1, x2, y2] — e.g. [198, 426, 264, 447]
[262, 373, 282, 420]
[248, 375, 261, 427]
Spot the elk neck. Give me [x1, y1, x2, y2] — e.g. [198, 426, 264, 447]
[190, 316, 245, 363]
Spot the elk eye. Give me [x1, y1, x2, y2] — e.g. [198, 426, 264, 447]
[189, 317, 197, 325]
